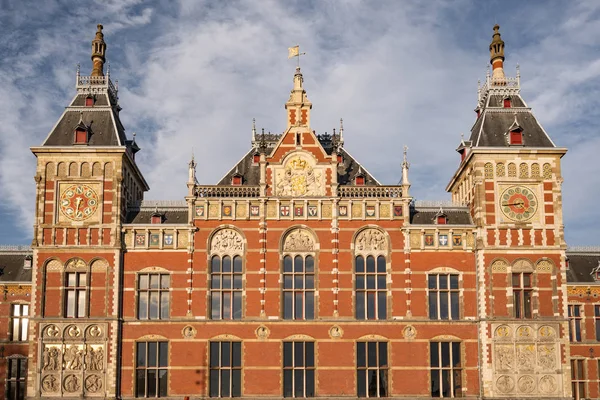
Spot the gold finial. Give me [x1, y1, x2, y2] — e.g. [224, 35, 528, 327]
[91, 24, 107, 77]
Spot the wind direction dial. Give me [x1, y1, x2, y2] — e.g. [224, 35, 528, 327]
[59, 184, 99, 221]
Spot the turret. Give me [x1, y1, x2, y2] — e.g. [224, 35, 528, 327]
[91, 24, 106, 77]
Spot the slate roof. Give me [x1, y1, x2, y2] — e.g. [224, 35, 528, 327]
[469, 93, 555, 148]
[42, 91, 128, 147]
[217, 136, 379, 186]
[0, 248, 33, 283]
[125, 201, 189, 224]
[566, 248, 600, 284]
[410, 205, 473, 225]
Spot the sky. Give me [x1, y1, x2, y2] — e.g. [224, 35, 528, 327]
[0, 0, 599, 246]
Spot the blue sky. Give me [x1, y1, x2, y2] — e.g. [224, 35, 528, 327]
[0, 0, 599, 246]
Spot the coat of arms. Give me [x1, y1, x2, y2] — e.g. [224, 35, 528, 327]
[195, 205, 204, 217]
[295, 206, 303, 217]
[366, 206, 375, 217]
[439, 234, 448, 246]
[308, 205, 317, 216]
[135, 234, 145, 246]
[250, 205, 260, 216]
[280, 205, 290, 216]
[222, 205, 232, 217]
[394, 206, 403, 217]
[339, 205, 348, 216]
[275, 156, 324, 197]
[424, 234, 434, 246]
[453, 235, 462, 246]
[164, 234, 174, 246]
[149, 234, 160, 247]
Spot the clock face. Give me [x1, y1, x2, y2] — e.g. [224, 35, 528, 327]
[59, 184, 99, 221]
[500, 185, 538, 222]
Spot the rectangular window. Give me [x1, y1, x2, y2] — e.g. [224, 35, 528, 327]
[65, 272, 86, 318]
[355, 255, 387, 320]
[510, 131, 523, 145]
[512, 273, 532, 319]
[356, 342, 388, 397]
[431, 342, 462, 398]
[137, 273, 170, 320]
[10, 304, 29, 341]
[595, 306, 600, 341]
[283, 255, 315, 320]
[283, 342, 315, 397]
[75, 129, 87, 144]
[568, 305, 582, 342]
[6, 358, 27, 400]
[571, 359, 586, 400]
[211, 256, 243, 320]
[428, 274, 460, 320]
[136, 342, 168, 398]
[210, 341, 242, 397]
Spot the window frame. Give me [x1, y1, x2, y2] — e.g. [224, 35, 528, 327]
[10, 304, 29, 342]
[428, 274, 460, 320]
[209, 341, 242, 398]
[282, 254, 316, 320]
[283, 341, 315, 398]
[64, 271, 88, 318]
[6, 356, 27, 400]
[135, 341, 169, 398]
[568, 304, 583, 342]
[595, 305, 600, 342]
[430, 341, 462, 398]
[210, 255, 244, 320]
[355, 255, 388, 320]
[571, 358, 586, 400]
[512, 272, 533, 319]
[136, 272, 171, 320]
[356, 341, 389, 398]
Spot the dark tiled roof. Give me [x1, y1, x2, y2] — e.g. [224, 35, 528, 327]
[410, 208, 473, 225]
[469, 94, 554, 148]
[125, 209, 189, 224]
[42, 92, 127, 147]
[0, 249, 33, 283]
[566, 250, 600, 284]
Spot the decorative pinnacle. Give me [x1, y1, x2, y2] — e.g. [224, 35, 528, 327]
[252, 118, 256, 141]
[489, 24, 505, 64]
[91, 23, 107, 77]
[402, 145, 410, 169]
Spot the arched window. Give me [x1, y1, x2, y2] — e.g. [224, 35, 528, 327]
[354, 229, 388, 320]
[63, 258, 89, 318]
[209, 229, 245, 320]
[282, 228, 316, 320]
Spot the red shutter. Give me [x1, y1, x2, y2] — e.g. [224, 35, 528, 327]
[151, 215, 161, 224]
[356, 176, 365, 185]
[232, 176, 242, 185]
[510, 131, 523, 145]
[503, 98, 511, 108]
[85, 97, 94, 106]
[253, 154, 260, 163]
[75, 129, 87, 144]
[437, 216, 447, 224]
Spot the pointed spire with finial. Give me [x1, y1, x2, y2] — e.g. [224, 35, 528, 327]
[401, 145, 411, 197]
[91, 24, 107, 77]
[188, 150, 197, 189]
[489, 24, 506, 84]
[339, 118, 344, 146]
[252, 118, 257, 142]
[285, 52, 312, 130]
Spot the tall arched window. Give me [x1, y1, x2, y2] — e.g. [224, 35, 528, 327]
[63, 258, 89, 318]
[282, 228, 316, 320]
[209, 229, 245, 320]
[354, 229, 388, 320]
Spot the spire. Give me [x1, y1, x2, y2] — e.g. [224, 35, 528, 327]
[339, 118, 344, 146]
[285, 66, 312, 130]
[187, 151, 197, 192]
[402, 145, 411, 187]
[252, 118, 257, 142]
[489, 24, 506, 85]
[91, 24, 107, 77]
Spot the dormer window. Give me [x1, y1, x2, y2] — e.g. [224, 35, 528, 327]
[232, 174, 242, 186]
[252, 153, 260, 163]
[510, 129, 523, 145]
[24, 255, 32, 269]
[74, 128, 88, 144]
[337, 154, 343, 163]
[355, 175, 365, 186]
[437, 215, 448, 224]
[503, 97, 511, 108]
[151, 214, 163, 224]
[85, 96, 94, 107]
[591, 262, 600, 282]
[459, 149, 466, 162]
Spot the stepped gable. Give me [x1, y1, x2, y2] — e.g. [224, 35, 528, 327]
[468, 25, 555, 148]
[566, 247, 600, 283]
[41, 24, 130, 149]
[0, 246, 32, 282]
[125, 201, 189, 224]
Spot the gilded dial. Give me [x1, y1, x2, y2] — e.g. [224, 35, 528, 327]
[59, 184, 99, 221]
[500, 186, 537, 222]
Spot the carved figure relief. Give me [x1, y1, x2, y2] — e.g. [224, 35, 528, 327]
[87, 325, 102, 338]
[496, 375, 514, 393]
[495, 345, 513, 371]
[402, 325, 416, 340]
[329, 325, 344, 339]
[274, 155, 324, 197]
[516, 344, 535, 370]
[538, 325, 556, 339]
[539, 375, 557, 394]
[255, 325, 270, 340]
[65, 258, 87, 270]
[45, 324, 60, 338]
[211, 229, 244, 253]
[516, 325, 532, 338]
[63, 374, 81, 393]
[182, 325, 197, 339]
[283, 229, 314, 252]
[85, 374, 103, 393]
[64, 345, 84, 370]
[42, 374, 59, 392]
[43, 346, 61, 371]
[495, 325, 511, 338]
[66, 325, 82, 338]
[537, 345, 555, 370]
[355, 229, 387, 252]
[87, 346, 104, 371]
[517, 375, 535, 393]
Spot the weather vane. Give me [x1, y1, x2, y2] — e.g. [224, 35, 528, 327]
[288, 45, 306, 68]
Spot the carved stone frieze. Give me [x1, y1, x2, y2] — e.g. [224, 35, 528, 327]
[517, 375, 536, 393]
[43, 346, 61, 371]
[86, 324, 102, 338]
[65, 325, 82, 338]
[516, 325, 532, 339]
[87, 346, 104, 371]
[63, 374, 81, 393]
[496, 375, 514, 393]
[537, 345, 556, 370]
[65, 258, 87, 270]
[41, 374, 59, 393]
[64, 345, 84, 370]
[494, 325, 512, 339]
[283, 229, 315, 252]
[516, 344, 535, 371]
[45, 324, 61, 338]
[355, 229, 387, 252]
[211, 229, 244, 253]
[539, 375, 557, 394]
[85, 374, 103, 393]
[538, 325, 556, 340]
[255, 325, 270, 340]
[495, 345, 513, 371]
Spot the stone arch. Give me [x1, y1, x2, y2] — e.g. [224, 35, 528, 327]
[283, 334, 315, 341]
[207, 226, 246, 255]
[136, 334, 168, 341]
[45, 162, 56, 179]
[68, 162, 78, 177]
[139, 266, 170, 273]
[280, 226, 318, 254]
[511, 258, 535, 272]
[496, 162, 505, 177]
[80, 162, 91, 178]
[519, 163, 529, 178]
[542, 163, 552, 179]
[57, 162, 67, 177]
[490, 258, 509, 273]
[484, 162, 493, 179]
[431, 334, 462, 341]
[43, 258, 64, 272]
[357, 334, 389, 341]
[429, 266, 460, 273]
[210, 334, 242, 341]
[64, 257, 87, 270]
[89, 258, 109, 272]
[531, 163, 540, 178]
[92, 162, 102, 177]
[351, 226, 390, 255]
[104, 162, 113, 179]
[507, 163, 516, 177]
[535, 258, 555, 273]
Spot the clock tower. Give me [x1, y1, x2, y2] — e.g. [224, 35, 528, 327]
[447, 25, 570, 399]
[28, 25, 148, 398]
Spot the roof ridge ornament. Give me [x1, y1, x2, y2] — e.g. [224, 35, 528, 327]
[91, 24, 107, 77]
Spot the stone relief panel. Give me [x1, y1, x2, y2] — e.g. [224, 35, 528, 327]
[491, 322, 562, 398]
[355, 228, 387, 253]
[273, 154, 325, 197]
[210, 229, 244, 254]
[283, 228, 315, 252]
[39, 323, 107, 397]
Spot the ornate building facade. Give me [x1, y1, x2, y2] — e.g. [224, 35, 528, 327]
[0, 23, 599, 399]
